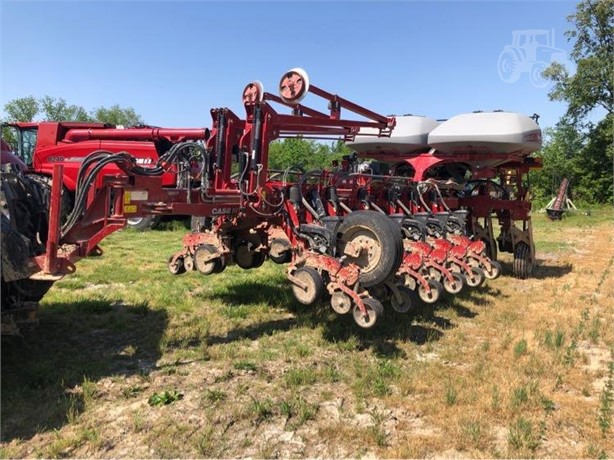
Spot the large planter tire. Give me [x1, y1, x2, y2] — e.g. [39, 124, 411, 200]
[337, 211, 403, 288]
[513, 242, 533, 279]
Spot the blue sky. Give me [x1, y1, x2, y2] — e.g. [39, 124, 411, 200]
[1, 1, 578, 130]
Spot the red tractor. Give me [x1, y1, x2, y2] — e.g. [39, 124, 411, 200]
[1, 121, 201, 229]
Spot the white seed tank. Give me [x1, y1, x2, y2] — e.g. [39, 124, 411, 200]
[427, 112, 542, 156]
[347, 115, 440, 155]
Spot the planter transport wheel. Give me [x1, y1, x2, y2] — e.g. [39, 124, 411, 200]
[352, 297, 384, 329]
[337, 211, 403, 288]
[291, 266, 324, 306]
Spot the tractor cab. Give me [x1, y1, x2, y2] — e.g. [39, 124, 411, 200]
[1, 122, 39, 166]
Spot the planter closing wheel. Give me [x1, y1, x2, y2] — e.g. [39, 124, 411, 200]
[337, 211, 403, 288]
[484, 260, 502, 280]
[353, 297, 384, 329]
[513, 242, 533, 279]
[291, 266, 324, 306]
[418, 279, 443, 304]
[443, 272, 464, 294]
[465, 267, 486, 288]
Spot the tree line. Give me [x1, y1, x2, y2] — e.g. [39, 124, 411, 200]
[533, 0, 613, 205]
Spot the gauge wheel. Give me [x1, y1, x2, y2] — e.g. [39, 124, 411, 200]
[194, 244, 221, 275]
[291, 266, 324, 306]
[331, 291, 352, 315]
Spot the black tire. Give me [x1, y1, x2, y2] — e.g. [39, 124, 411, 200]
[484, 260, 502, 280]
[194, 244, 222, 275]
[28, 174, 73, 225]
[443, 272, 464, 295]
[337, 211, 403, 288]
[126, 216, 160, 231]
[352, 297, 384, 329]
[291, 266, 324, 306]
[418, 279, 443, 304]
[513, 242, 533, 279]
[167, 256, 186, 275]
[390, 286, 416, 314]
[465, 266, 485, 288]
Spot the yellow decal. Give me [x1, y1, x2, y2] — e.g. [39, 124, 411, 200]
[124, 191, 131, 205]
[124, 205, 137, 213]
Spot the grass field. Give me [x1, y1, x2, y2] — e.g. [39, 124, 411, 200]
[1, 207, 613, 458]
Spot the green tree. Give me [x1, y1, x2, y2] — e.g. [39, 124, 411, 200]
[539, 0, 613, 204]
[3, 96, 39, 122]
[39, 96, 92, 122]
[92, 104, 143, 126]
[543, 0, 613, 121]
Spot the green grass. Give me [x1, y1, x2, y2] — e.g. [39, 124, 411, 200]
[2, 210, 614, 458]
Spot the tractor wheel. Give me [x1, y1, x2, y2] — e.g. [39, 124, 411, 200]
[28, 174, 73, 225]
[167, 256, 186, 275]
[530, 61, 548, 88]
[418, 279, 443, 304]
[443, 272, 464, 295]
[513, 242, 533, 279]
[352, 297, 384, 329]
[497, 49, 521, 83]
[390, 286, 416, 314]
[9, 279, 55, 303]
[291, 266, 324, 306]
[484, 260, 502, 280]
[126, 216, 160, 231]
[465, 267, 486, 288]
[337, 211, 403, 288]
[330, 291, 352, 315]
[194, 244, 222, 275]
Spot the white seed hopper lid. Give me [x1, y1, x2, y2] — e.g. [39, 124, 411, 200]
[428, 112, 542, 156]
[347, 115, 440, 155]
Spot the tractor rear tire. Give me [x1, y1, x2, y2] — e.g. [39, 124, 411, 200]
[28, 174, 73, 225]
[126, 216, 160, 231]
[337, 211, 403, 288]
[513, 242, 533, 279]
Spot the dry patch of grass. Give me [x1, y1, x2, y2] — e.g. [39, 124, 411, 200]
[1, 208, 613, 458]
